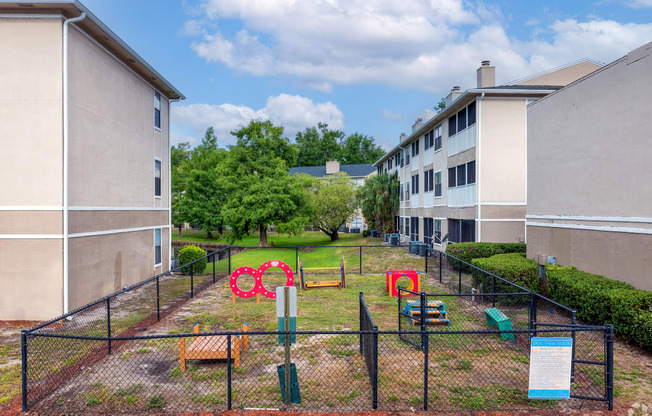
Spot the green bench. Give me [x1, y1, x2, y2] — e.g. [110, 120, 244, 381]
[484, 307, 515, 343]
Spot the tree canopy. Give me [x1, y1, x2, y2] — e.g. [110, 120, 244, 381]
[357, 172, 399, 237]
[309, 173, 358, 241]
[171, 142, 191, 237]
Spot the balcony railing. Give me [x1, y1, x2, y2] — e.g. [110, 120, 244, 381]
[447, 183, 476, 207]
[448, 124, 476, 156]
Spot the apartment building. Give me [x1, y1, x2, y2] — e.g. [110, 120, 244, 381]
[374, 60, 601, 248]
[289, 161, 376, 232]
[0, 1, 184, 320]
[527, 42, 652, 291]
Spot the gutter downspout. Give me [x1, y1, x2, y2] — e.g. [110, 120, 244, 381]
[477, 92, 485, 242]
[63, 11, 86, 315]
[168, 98, 182, 271]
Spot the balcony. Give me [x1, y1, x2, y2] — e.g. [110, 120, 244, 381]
[447, 183, 476, 207]
[448, 124, 476, 156]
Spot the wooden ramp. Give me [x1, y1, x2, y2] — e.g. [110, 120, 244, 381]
[180, 323, 249, 369]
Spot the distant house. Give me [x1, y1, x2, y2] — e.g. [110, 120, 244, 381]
[526, 42, 652, 291]
[0, 1, 184, 320]
[290, 161, 376, 232]
[373, 59, 602, 248]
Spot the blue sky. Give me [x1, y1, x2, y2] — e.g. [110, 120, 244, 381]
[81, 0, 652, 150]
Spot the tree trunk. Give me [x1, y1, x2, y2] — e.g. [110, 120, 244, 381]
[258, 224, 268, 247]
[177, 225, 182, 238]
[207, 231, 214, 239]
[329, 228, 339, 241]
[218, 224, 223, 235]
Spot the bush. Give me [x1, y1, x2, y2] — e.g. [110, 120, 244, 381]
[362, 230, 370, 237]
[446, 242, 526, 271]
[545, 265, 652, 351]
[471, 253, 540, 294]
[178, 245, 207, 275]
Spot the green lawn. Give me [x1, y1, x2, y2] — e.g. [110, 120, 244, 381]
[173, 230, 377, 247]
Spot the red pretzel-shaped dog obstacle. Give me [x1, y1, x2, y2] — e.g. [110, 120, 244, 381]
[230, 260, 294, 304]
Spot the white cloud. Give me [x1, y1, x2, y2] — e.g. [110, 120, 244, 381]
[381, 110, 403, 121]
[626, 0, 652, 7]
[185, 0, 652, 95]
[171, 93, 345, 146]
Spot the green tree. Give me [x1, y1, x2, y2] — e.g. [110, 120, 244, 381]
[339, 132, 385, 164]
[357, 172, 399, 237]
[309, 173, 357, 241]
[184, 127, 227, 239]
[220, 120, 308, 247]
[434, 97, 446, 111]
[171, 142, 191, 237]
[294, 122, 344, 166]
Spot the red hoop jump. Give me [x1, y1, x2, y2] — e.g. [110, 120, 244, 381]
[230, 260, 294, 300]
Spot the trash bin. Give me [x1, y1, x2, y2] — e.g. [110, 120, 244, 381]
[418, 243, 429, 257]
[409, 240, 418, 254]
[390, 235, 399, 246]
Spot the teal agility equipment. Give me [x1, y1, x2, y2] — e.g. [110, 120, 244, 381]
[402, 300, 450, 326]
[484, 307, 515, 343]
[277, 363, 301, 404]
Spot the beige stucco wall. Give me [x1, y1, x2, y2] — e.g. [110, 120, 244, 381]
[0, 211, 62, 235]
[68, 228, 169, 309]
[481, 221, 525, 243]
[67, 26, 169, 209]
[479, 99, 527, 205]
[69, 210, 168, 234]
[0, 18, 63, 207]
[0, 239, 63, 320]
[517, 61, 601, 86]
[527, 226, 652, 291]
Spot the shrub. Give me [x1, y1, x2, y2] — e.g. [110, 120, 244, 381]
[471, 253, 540, 294]
[178, 245, 207, 275]
[446, 242, 526, 271]
[545, 265, 652, 351]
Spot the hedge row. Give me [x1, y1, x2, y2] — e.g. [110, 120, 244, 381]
[445, 242, 527, 271]
[545, 265, 652, 352]
[471, 253, 540, 294]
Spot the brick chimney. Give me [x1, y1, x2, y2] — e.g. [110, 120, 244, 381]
[399, 133, 407, 143]
[412, 118, 423, 133]
[325, 160, 340, 174]
[445, 86, 461, 105]
[477, 60, 495, 88]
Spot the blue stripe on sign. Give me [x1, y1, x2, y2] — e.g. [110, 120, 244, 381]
[528, 389, 570, 399]
[531, 337, 572, 347]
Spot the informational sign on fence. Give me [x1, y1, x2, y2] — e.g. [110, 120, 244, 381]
[528, 337, 573, 399]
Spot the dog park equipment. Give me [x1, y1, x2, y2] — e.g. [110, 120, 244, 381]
[386, 270, 421, 297]
[402, 300, 450, 326]
[179, 322, 249, 370]
[230, 260, 294, 304]
[485, 307, 515, 343]
[298, 258, 346, 290]
[277, 286, 301, 404]
[276, 286, 297, 344]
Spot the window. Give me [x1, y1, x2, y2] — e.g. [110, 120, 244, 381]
[405, 182, 410, 200]
[388, 158, 393, 169]
[434, 125, 442, 151]
[424, 169, 434, 192]
[154, 228, 162, 266]
[411, 139, 420, 157]
[434, 171, 442, 197]
[424, 130, 434, 150]
[400, 150, 405, 167]
[410, 217, 419, 241]
[400, 183, 404, 201]
[448, 219, 475, 243]
[424, 218, 433, 245]
[448, 161, 475, 188]
[449, 115, 456, 136]
[411, 174, 419, 194]
[434, 219, 442, 244]
[467, 101, 476, 126]
[457, 106, 467, 132]
[155, 159, 162, 197]
[154, 91, 161, 129]
[404, 217, 410, 237]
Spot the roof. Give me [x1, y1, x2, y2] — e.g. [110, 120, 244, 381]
[479, 85, 563, 91]
[0, 0, 184, 100]
[289, 163, 376, 178]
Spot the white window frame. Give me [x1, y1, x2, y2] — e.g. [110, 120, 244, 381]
[154, 228, 162, 267]
[154, 91, 162, 130]
[434, 170, 442, 197]
[154, 158, 162, 198]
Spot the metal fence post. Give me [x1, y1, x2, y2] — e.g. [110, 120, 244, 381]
[571, 310, 577, 382]
[423, 323, 429, 411]
[420, 291, 426, 350]
[425, 249, 428, 273]
[372, 325, 378, 410]
[21, 330, 27, 412]
[606, 325, 614, 411]
[492, 275, 496, 308]
[439, 252, 442, 283]
[212, 254, 216, 284]
[228, 247, 231, 275]
[106, 298, 112, 354]
[190, 263, 194, 298]
[458, 266, 462, 294]
[359, 292, 363, 354]
[295, 246, 299, 274]
[397, 289, 402, 333]
[359, 246, 362, 274]
[227, 334, 232, 410]
[528, 294, 537, 339]
[156, 276, 160, 322]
